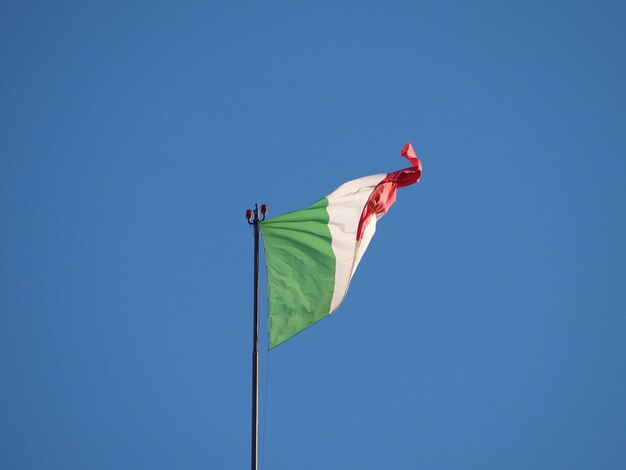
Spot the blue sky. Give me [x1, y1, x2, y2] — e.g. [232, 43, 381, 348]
[1, 1, 625, 469]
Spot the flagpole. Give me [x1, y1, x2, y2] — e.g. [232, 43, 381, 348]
[247, 203, 266, 470]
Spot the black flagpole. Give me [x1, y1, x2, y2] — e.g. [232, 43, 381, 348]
[247, 203, 266, 470]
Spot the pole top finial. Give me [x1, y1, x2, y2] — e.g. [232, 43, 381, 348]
[246, 204, 267, 225]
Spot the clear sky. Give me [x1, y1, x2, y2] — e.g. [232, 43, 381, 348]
[1, 1, 625, 469]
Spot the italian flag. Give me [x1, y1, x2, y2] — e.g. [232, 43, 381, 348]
[260, 143, 422, 348]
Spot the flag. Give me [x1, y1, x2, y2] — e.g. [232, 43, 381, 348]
[260, 143, 422, 348]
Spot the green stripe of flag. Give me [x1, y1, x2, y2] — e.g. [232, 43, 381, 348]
[260, 197, 336, 348]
